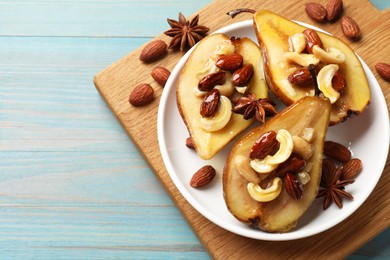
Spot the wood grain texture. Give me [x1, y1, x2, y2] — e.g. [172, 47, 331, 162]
[94, 0, 390, 259]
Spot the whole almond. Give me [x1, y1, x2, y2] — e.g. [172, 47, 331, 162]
[303, 28, 323, 53]
[250, 130, 278, 160]
[326, 0, 343, 22]
[285, 173, 303, 200]
[198, 71, 226, 91]
[375, 63, 390, 82]
[151, 67, 171, 87]
[288, 67, 314, 86]
[332, 70, 346, 92]
[341, 16, 361, 40]
[185, 137, 195, 149]
[305, 2, 327, 22]
[232, 63, 254, 86]
[216, 53, 244, 71]
[324, 141, 351, 162]
[129, 83, 154, 107]
[340, 158, 362, 180]
[139, 40, 168, 63]
[274, 154, 306, 177]
[190, 165, 216, 188]
[200, 89, 220, 117]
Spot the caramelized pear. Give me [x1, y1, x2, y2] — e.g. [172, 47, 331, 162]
[253, 10, 370, 125]
[223, 96, 331, 232]
[177, 33, 268, 159]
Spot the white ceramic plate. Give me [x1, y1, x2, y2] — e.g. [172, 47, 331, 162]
[157, 20, 389, 241]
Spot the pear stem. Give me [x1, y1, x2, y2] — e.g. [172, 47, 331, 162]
[308, 64, 320, 96]
[226, 8, 256, 19]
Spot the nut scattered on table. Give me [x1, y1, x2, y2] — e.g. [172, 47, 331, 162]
[305, 2, 327, 22]
[151, 66, 171, 87]
[139, 40, 168, 63]
[129, 83, 154, 107]
[326, 0, 343, 22]
[341, 16, 361, 41]
[375, 63, 390, 81]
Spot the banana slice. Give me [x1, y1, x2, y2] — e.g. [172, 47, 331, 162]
[200, 95, 232, 132]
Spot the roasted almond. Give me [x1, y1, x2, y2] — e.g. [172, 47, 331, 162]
[305, 2, 327, 22]
[274, 154, 306, 177]
[375, 63, 390, 82]
[198, 71, 226, 91]
[185, 137, 195, 149]
[332, 70, 346, 92]
[326, 0, 343, 22]
[288, 67, 314, 86]
[250, 131, 278, 160]
[216, 53, 244, 71]
[139, 40, 168, 63]
[340, 158, 362, 180]
[151, 66, 171, 87]
[341, 16, 361, 40]
[129, 83, 154, 107]
[285, 173, 303, 200]
[303, 28, 323, 53]
[200, 89, 220, 117]
[190, 165, 216, 188]
[324, 141, 351, 162]
[232, 63, 254, 86]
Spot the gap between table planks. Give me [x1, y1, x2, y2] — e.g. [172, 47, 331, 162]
[94, 0, 390, 258]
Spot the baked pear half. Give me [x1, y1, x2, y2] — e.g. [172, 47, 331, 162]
[177, 33, 268, 160]
[253, 10, 370, 125]
[223, 96, 331, 232]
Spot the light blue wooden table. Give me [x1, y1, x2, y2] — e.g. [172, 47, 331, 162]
[0, 0, 389, 259]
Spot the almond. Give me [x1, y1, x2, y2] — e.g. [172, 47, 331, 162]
[190, 165, 216, 188]
[129, 83, 154, 107]
[216, 53, 244, 71]
[185, 137, 195, 149]
[324, 141, 351, 162]
[332, 70, 346, 92]
[303, 28, 323, 54]
[139, 40, 168, 63]
[341, 16, 361, 40]
[305, 2, 327, 22]
[375, 63, 390, 82]
[232, 63, 254, 86]
[285, 173, 303, 200]
[326, 0, 343, 22]
[340, 158, 362, 180]
[274, 154, 306, 177]
[250, 130, 278, 160]
[200, 89, 220, 117]
[288, 67, 314, 86]
[198, 71, 226, 91]
[151, 67, 171, 87]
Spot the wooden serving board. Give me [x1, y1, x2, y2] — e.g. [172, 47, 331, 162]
[94, 0, 390, 258]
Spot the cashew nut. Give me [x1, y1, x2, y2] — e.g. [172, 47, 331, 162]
[200, 95, 232, 132]
[284, 52, 320, 67]
[312, 45, 345, 64]
[288, 33, 306, 53]
[292, 135, 314, 160]
[234, 155, 261, 184]
[247, 177, 282, 202]
[317, 64, 340, 104]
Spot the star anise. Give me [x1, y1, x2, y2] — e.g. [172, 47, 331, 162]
[317, 159, 354, 210]
[232, 93, 277, 124]
[164, 13, 210, 52]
